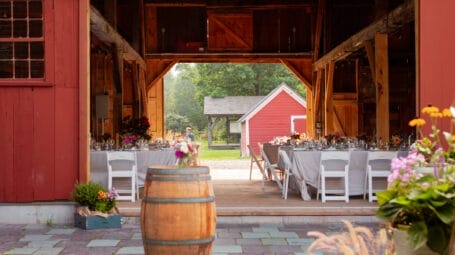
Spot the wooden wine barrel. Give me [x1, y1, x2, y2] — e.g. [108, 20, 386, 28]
[141, 165, 216, 255]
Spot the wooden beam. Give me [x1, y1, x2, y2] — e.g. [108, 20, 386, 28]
[313, 0, 325, 61]
[146, 59, 178, 89]
[144, 0, 313, 9]
[313, 70, 322, 127]
[145, 52, 313, 63]
[363, 40, 375, 78]
[324, 62, 335, 135]
[313, 0, 414, 71]
[90, 5, 146, 69]
[375, 33, 389, 144]
[280, 59, 313, 91]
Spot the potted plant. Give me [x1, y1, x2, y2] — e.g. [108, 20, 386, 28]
[376, 105, 455, 254]
[71, 181, 121, 229]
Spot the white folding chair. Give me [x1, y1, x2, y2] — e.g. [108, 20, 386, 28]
[365, 151, 397, 202]
[318, 151, 350, 203]
[107, 151, 137, 202]
[247, 145, 264, 180]
[260, 144, 283, 190]
[278, 150, 292, 200]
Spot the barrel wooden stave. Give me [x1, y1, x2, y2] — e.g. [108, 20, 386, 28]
[141, 166, 216, 255]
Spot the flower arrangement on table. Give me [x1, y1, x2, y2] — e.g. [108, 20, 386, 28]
[173, 140, 194, 168]
[71, 181, 119, 217]
[120, 116, 151, 149]
[376, 104, 455, 254]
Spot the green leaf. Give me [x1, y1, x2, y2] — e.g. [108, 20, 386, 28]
[376, 203, 402, 221]
[426, 224, 450, 254]
[429, 203, 455, 224]
[376, 190, 396, 206]
[407, 221, 427, 250]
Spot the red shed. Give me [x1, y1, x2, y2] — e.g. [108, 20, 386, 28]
[239, 83, 307, 157]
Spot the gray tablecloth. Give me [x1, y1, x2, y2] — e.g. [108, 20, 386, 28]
[90, 149, 177, 188]
[280, 149, 408, 200]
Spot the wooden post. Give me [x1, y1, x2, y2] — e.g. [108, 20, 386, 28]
[324, 62, 335, 135]
[375, 33, 389, 144]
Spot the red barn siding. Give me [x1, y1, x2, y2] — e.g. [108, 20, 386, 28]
[419, 0, 455, 135]
[247, 91, 306, 156]
[0, 0, 82, 202]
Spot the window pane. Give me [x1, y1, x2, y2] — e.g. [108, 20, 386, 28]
[0, 2, 11, 18]
[29, 20, 42, 37]
[13, 1, 27, 18]
[30, 42, 43, 58]
[15, 60, 29, 78]
[0, 21, 11, 38]
[0, 61, 13, 78]
[13, 20, 27, 37]
[29, 1, 42, 18]
[15, 42, 28, 59]
[0, 42, 13, 59]
[30, 60, 43, 78]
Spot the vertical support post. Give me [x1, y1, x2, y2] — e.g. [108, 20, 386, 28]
[375, 33, 389, 143]
[324, 62, 335, 135]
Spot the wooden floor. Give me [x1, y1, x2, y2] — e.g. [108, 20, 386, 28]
[117, 178, 378, 217]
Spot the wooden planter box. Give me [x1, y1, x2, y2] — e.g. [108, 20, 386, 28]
[74, 213, 121, 230]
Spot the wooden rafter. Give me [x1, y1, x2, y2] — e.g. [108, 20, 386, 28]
[146, 59, 178, 89]
[280, 58, 313, 91]
[313, 0, 325, 61]
[313, 0, 414, 71]
[90, 5, 146, 69]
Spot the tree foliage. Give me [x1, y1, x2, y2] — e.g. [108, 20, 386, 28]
[164, 63, 306, 137]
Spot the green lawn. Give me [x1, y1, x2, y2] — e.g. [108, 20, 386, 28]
[198, 140, 246, 160]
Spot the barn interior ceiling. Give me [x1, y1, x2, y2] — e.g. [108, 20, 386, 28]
[89, 0, 416, 142]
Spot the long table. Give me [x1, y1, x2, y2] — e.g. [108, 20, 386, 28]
[90, 149, 177, 188]
[280, 148, 407, 200]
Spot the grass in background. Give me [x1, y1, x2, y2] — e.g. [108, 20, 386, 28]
[198, 140, 246, 160]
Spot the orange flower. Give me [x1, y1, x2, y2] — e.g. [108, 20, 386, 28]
[408, 118, 426, 127]
[422, 105, 439, 115]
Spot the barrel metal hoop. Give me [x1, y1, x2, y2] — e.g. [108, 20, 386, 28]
[143, 196, 215, 203]
[148, 168, 209, 175]
[143, 236, 215, 246]
[146, 175, 211, 182]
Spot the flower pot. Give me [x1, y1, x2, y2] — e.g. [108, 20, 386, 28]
[392, 228, 438, 255]
[74, 213, 121, 230]
[141, 166, 216, 255]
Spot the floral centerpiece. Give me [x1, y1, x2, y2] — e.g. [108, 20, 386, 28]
[121, 116, 151, 149]
[376, 105, 455, 254]
[173, 140, 194, 168]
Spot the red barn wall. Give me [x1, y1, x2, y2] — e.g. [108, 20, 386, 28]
[247, 91, 306, 156]
[0, 0, 82, 202]
[419, 0, 455, 134]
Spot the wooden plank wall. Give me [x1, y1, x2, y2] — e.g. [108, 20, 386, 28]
[0, 0, 80, 202]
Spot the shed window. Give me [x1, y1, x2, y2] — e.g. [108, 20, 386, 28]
[0, 0, 44, 79]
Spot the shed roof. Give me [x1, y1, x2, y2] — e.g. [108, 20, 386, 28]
[204, 96, 263, 115]
[238, 83, 307, 122]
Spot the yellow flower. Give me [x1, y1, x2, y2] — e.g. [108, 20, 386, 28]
[442, 108, 452, 117]
[430, 112, 443, 118]
[409, 118, 426, 127]
[422, 105, 439, 115]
